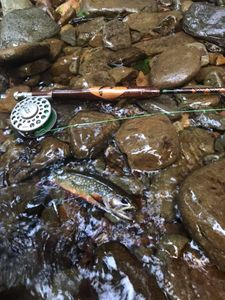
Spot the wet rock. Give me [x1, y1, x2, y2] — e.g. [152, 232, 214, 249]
[24, 75, 41, 88]
[130, 30, 142, 43]
[0, 286, 39, 300]
[79, 0, 158, 17]
[102, 19, 131, 51]
[60, 24, 76, 46]
[75, 17, 105, 47]
[147, 128, 215, 221]
[77, 279, 98, 300]
[125, 11, 182, 35]
[150, 45, 201, 88]
[108, 47, 146, 67]
[79, 48, 110, 75]
[0, 8, 60, 48]
[181, 0, 193, 13]
[63, 46, 82, 56]
[13, 59, 51, 78]
[196, 66, 225, 83]
[89, 32, 103, 48]
[109, 67, 138, 84]
[156, 235, 225, 300]
[0, 43, 50, 66]
[96, 242, 166, 299]
[183, 3, 225, 48]
[0, 143, 33, 184]
[115, 115, 180, 171]
[135, 32, 195, 56]
[215, 134, 225, 152]
[137, 95, 180, 120]
[204, 71, 224, 87]
[0, 85, 30, 113]
[44, 39, 64, 62]
[31, 137, 71, 168]
[188, 42, 209, 67]
[69, 111, 119, 159]
[178, 158, 225, 271]
[195, 113, 225, 131]
[69, 57, 80, 75]
[82, 71, 115, 87]
[176, 87, 220, 109]
[0, 71, 9, 93]
[51, 54, 79, 85]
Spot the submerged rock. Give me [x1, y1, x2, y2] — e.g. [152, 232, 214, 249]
[0, 8, 60, 48]
[79, 48, 110, 75]
[102, 19, 131, 51]
[183, 3, 225, 48]
[147, 128, 215, 221]
[178, 158, 225, 271]
[96, 242, 166, 299]
[13, 59, 51, 78]
[79, 0, 158, 17]
[156, 235, 225, 300]
[69, 111, 119, 159]
[31, 137, 71, 168]
[115, 115, 180, 171]
[107, 47, 146, 67]
[109, 66, 138, 84]
[195, 113, 225, 131]
[0, 85, 30, 113]
[150, 45, 201, 88]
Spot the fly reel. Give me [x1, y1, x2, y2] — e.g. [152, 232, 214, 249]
[10, 96, 57, 138]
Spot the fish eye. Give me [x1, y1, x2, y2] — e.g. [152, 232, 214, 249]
[121, 198, 129, 204]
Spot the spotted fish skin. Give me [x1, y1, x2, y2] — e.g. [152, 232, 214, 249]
[53, 172, 135, 221]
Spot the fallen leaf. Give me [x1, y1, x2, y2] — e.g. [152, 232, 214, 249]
[216, 54, 225, 66]
[136, 71, 149, 86]
[181, 113, 190, 128]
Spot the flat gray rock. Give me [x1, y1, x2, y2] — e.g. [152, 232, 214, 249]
[183, 3, 225, 48]
[0, 7, 60, 48]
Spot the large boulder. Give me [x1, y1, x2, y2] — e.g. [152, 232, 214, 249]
[178, 158, 225, 271]
[115, 115, 180, 171]
[183, 3, 225, 48]
[146, 128, 215, 222]
[156, 234, 225, 300]
[150, 45, 201, 88]
[0, 8, 60, 48]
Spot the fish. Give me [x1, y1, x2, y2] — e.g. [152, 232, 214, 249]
[53, 172, 135, 221]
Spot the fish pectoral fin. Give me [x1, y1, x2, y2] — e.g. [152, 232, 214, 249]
[91, 193, 103, 202]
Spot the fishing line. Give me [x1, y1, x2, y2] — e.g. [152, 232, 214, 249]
[50, 107, 225, 133]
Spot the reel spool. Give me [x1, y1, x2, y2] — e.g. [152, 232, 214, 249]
[10, 96, 57, 138]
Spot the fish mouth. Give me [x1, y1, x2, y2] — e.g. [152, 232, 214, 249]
[107, 205, 135, 221]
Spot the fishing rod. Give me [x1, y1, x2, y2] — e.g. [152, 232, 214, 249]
[7, 86, 225, 138]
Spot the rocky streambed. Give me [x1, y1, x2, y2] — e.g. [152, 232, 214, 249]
[1, 0, 225, 299]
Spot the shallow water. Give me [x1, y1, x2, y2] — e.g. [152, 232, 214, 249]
[1, 1, 225, 299]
